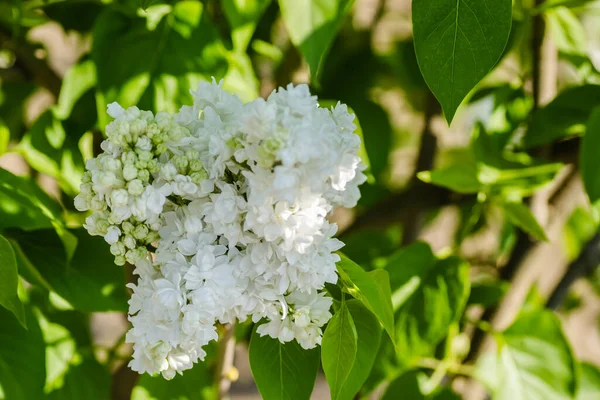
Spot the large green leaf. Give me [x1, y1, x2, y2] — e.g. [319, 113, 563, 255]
[493, 309, 577, 400]
[92, 1, 228, 120]
[249, 326, 320, 400]
[10, 229, 128, 312]
[581, 107, 600, 204]
[386, 247, 470, 363]
[337, 254, 395, 343]
[338, 300, 382, 400]
[132, 361, 215, 400]
[576, 362, 600, 400]
[322, 300, 358, 400]
[222, 0, 272, 51]
[412, 0, 512, 122]
[0, 306, 46, 400]
[0, 234, 25, 328]
[525, 85, 600, 148]
[278, 0, 355, 80]
[502, 201, 548, 241]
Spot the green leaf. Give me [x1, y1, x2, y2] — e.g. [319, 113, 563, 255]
[10, 229, 128, 312]
[222, 0, 272, 51]
[278, 0, 355, 81]
[335, 301, 381, 399]
[92, 1, 229, 118]
[468, 279, 509, 308]
[54, 60, 97, 120]
[0, 234, 26, 328]
[0, 306, 46, 400]
[0, 167, 61, 231]
[564, 207, 599, 261]
[581, 107, 600, 204]
[546, 6, 587, 56]
[418, 164, 481, 194]
[502, 201, 548, 241]
[525, 85, 600, 148]
[18, 109, 84, 195]
[249, 326, 320, 400]
[132, 361, 215, 400]
[387, 248, 470, 363]
[337, 254, 395, 343]
[47, 358, 110, 400]
[382, 370, 424, 400]
[412, 0, 512, 122]
[493, 309, 577, 400]
[576, 362, 600, 400]
[322, 300, 358, 400]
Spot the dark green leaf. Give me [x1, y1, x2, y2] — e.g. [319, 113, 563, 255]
[493, 309, 577, 400]
[502, 201, 548, 241]
[576, 362, 600, 400]
[338, 300, 382, 400]
[278, 0, 355, 81]
[132, 361, 215, 400]
[0, 167, 61, 231]
[322, 300, 358, 400]
[0, 234, 26, 328]
[11, 229, 128, 312]
[388, 251, 470, 363]
[0, 306, 46, 400]
[337, 254, 395, 343]
[581, 107, 600, 204]
[418, 164, 481, 194]
[47, 358, 110, 400]
[249, 326, 320, 400]
[382, 370, 424, 400]
[412, 0, 512, 122]
[468, 280, 509, 308]
[222, 0, 272, 51]
[525, 85, 600, 148]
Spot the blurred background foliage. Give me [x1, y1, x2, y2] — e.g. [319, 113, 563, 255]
[1, 0, 600, 399]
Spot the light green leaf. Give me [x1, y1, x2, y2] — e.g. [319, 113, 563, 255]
[563, 207, 598, 261]
[54, 60, 97, 120]
[493, 309, 577, 400]
[278, 0, 355, 81]
[249, 326, 320, 400]
[0, 306, 46, 400]
[132, 361, 215, 400]
[576, 362, 600, 400]
[0, 234, 25, 328]
[412, 0, 512, 122]
[502, 201, 548, 241]
[322, 300, 358, 400]
[387, 248, 470, 363]
[418, 164, 481, 194]
[10, 229, 128, 312]
[581, 107, 600, 204]
[337, 254, 395, 343]
[222, 0, 272, 51]
[338, 300, 382, 400]
[546, 6, 587, 56]
[92, 1, 228, 118]
[525, 85, 600, 148]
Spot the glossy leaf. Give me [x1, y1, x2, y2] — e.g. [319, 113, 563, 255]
[249, 326, 320, 400]
[412, 0, 512, 122]
[0, 306, 46, 400]
[388, 250, 470, 363]
[337, 300, 382, 400]
[337, 254, 395, 343]
[278, 0, 355, 80]
[0, 234, 26, 327]
[581, 107, 600, 204]
[493, 309, 577, 400]
[502, 201, 548, 241]
[322, 300, 358, 399]
[525, 85, 600, 148]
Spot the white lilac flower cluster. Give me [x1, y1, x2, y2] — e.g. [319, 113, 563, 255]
[75, 80, 365, 379]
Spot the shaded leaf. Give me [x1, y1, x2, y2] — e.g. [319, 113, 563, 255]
[249, 326, 320, 400]
[223, 0, 272, 51]
[0, 234, 26, 328]
[581, 107, 600, 204]
[502, 201, 548, 241]
[132, 361, 215, 400]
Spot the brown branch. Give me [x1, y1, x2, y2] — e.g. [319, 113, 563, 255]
[215, 323, 236, 399]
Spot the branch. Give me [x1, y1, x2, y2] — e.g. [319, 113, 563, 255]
[215, 323, 236, 399]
